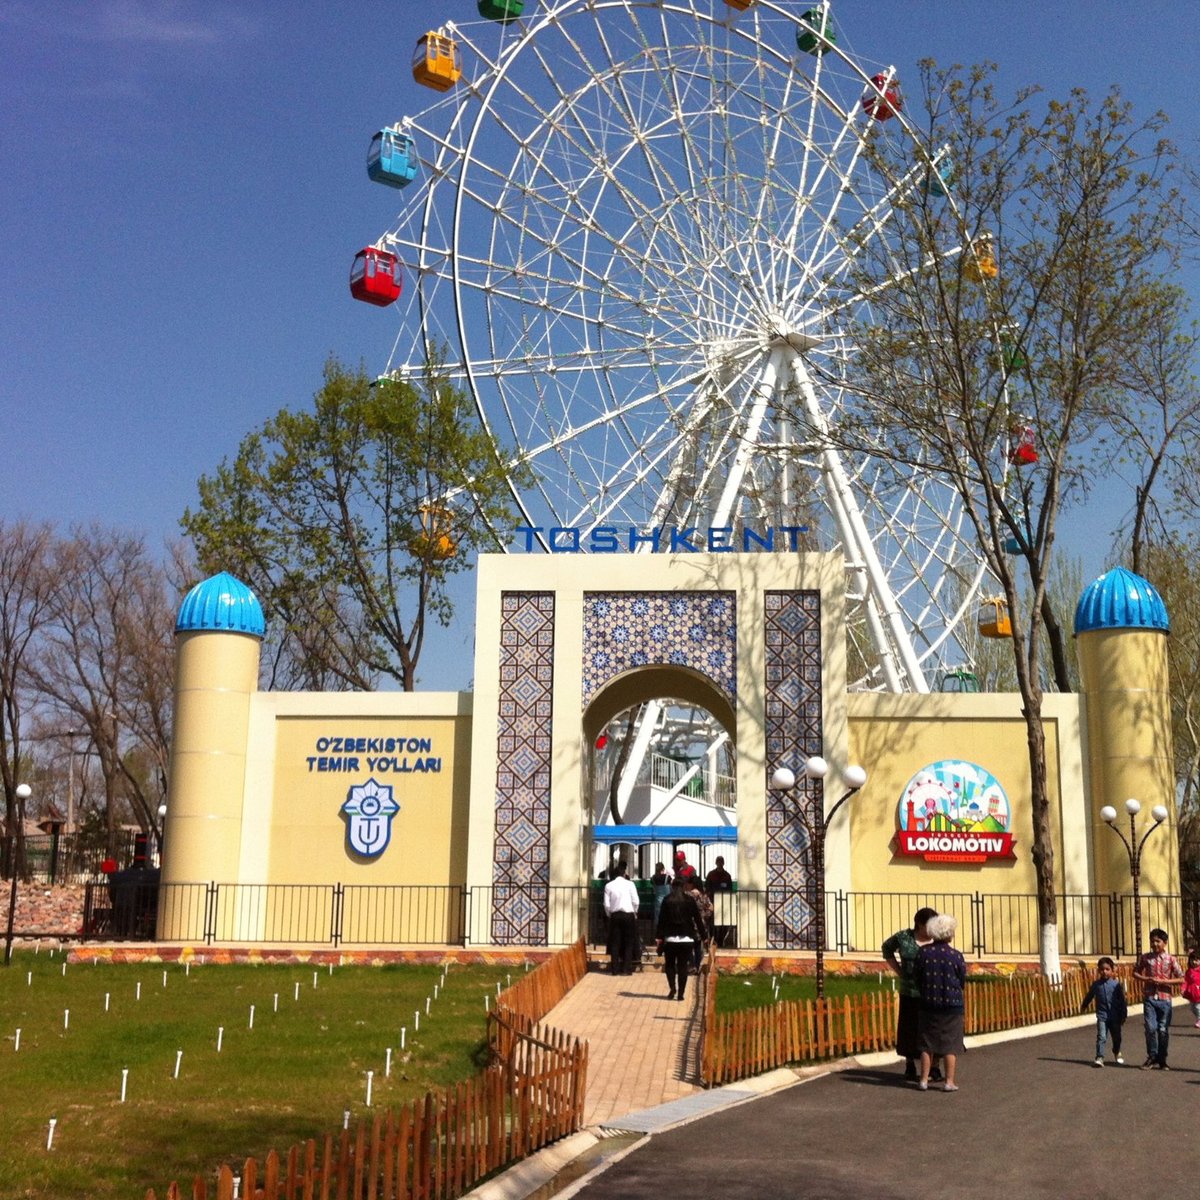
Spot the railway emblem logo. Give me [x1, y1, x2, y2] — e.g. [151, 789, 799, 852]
[340, 778, 400, 858]
[895, 760, 1016, 864]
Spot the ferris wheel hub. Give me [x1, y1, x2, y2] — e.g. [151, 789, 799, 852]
[765, 315, 822, 355]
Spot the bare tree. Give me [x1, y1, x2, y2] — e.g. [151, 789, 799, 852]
[36, 527, 174, 851]
[0, 521, 56, 875]
[808, 64, 1185, 974]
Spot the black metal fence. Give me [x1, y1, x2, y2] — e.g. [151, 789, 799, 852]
[70, 882, 1199, 957]
[2, 829, 144, 885]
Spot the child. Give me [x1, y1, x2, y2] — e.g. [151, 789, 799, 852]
[1080, 956, 1127, 1067]
[1183, 950, 1200, 1028]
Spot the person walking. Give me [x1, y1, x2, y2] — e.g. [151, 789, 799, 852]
[655, 877, 708, 1001]
[1181, 949, 1200, 1028]
[1133, 927, 1184, 1069]
[881, 906, 938, 1081]
[650, 861, 671, 925]
[682, 874, 713, 969]
[914, 913, 966, 1093]
[603, 860, 640, 975]
[1079, 956, 1128, 1066]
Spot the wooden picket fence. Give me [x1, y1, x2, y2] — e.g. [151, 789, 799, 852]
[702, 961, 1139, 1086]
[145, 942, 589, 1200]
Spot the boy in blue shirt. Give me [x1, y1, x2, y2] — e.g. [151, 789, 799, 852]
[1080, 956, 1128, 1066]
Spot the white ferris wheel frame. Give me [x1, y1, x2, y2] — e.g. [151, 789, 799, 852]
[376, 0, 999, 693]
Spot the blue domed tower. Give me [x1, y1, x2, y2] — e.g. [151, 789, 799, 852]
[162, 573, 264, 896]
[1075, 567, 1178, 909]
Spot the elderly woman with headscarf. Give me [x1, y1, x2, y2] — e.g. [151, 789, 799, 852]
[913, 913, 966, 1092]
[882, 906, 938, 1080]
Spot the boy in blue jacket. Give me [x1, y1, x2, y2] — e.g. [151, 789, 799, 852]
[1080, 956, 1128, 1067]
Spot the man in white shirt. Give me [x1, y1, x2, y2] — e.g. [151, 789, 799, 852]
[603, 860, 641, 975]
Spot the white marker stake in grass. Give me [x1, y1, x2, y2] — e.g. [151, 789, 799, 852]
[385, 1047, 392, 1077]
[294, 982, 300, 1001]
[328, 963, 333, 976]
[136, 982, 141, 1001]
[14, 1028, 20, 1052]
[433, 985, 438, 1001]
[62, 962, 66, 977]
[484, 995, 489, 1013]
[217, 1027, 224, 1053]
[249, 1005, 255, 1030]
[105, 993, 110, 1012]
[185, 962, 190, 976]
[120, 1069, 128, 1103]
[27, 972, 31, 986]
[366, 1070, 374, 1107]
[162, 970, 167, 988]
[63, 1009, 69, 1030]
[273, 993, 278, 1013]
[312, 971, 318, 988]
[496, 982, 502, 997]
[174, 1050, 183, 1079]
[47, 1118, 56, 1151]
[400, 1027, 406, 1050]
[343, 1111, 350, 1130]
[414, 1011, 420, 1032]
[425, 997, 430, 1016]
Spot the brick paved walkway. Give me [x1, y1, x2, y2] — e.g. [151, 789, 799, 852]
[543, 968, 702, 1126]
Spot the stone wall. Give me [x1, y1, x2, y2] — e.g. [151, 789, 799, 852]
[0, 883, 87, 936]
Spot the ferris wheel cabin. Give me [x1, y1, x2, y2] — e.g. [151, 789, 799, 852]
[349, 247, 402, 307]
[367, 129, 419, 189]
[862, 73, 902, 121]
[964, 236, 999, 282]
[410, 503, 457, 561]
[796, 7, 835, 55]
[478, 0, 525, 20]
[413, 32, 461, 91]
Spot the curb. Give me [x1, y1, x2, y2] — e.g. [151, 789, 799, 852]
[466, 1001, 1180, 1200]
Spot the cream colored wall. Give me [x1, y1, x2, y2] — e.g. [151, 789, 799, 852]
[237, 691, 473, 888]
[846, 692, 1090, 897]
[1077, 629, 1178, 897]
[162, 630, 260, 885]
[465, 551, 849, 902]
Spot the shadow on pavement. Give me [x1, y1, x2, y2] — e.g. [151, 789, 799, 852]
[834, 1067, 911, 1089]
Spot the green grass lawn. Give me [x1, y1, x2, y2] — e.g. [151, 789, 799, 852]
[715, 971, 896, 1013]
[0, 951, 515, 1199]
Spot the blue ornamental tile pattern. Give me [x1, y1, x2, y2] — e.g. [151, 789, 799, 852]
[581, 592, 737, 704]
[764, 591, 823, 949]
[491, 592, 554, 945]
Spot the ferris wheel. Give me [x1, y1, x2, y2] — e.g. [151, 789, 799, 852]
[356, 0, 997, 693]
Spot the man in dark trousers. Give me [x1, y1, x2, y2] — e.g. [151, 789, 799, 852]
[603, 860, 640, 975]
[656, 877, 708, 1001]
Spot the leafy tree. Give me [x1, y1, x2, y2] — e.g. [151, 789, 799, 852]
[183, 357, 525, 691]
[810, 64, 1187, 974]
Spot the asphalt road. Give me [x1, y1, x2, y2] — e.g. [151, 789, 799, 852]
[572, 1011, 1200, 1199]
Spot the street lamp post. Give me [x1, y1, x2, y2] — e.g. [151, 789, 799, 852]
[4, 783, 33, 967]
[1101, 798, 1168, 957]
[769, 757, 868, 999]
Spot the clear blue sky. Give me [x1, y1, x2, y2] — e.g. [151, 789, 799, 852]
[2, 2, 1195, 689]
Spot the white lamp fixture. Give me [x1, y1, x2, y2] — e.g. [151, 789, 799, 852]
[769, 766, 796, 791]
[803, 755, 829, 780]
[843, 765, 868, 791]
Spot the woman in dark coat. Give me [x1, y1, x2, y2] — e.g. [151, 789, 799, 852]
[914, 913, 967, 1091]
[882, 906, 938, 1080]
[655, 878, 708, 1001]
